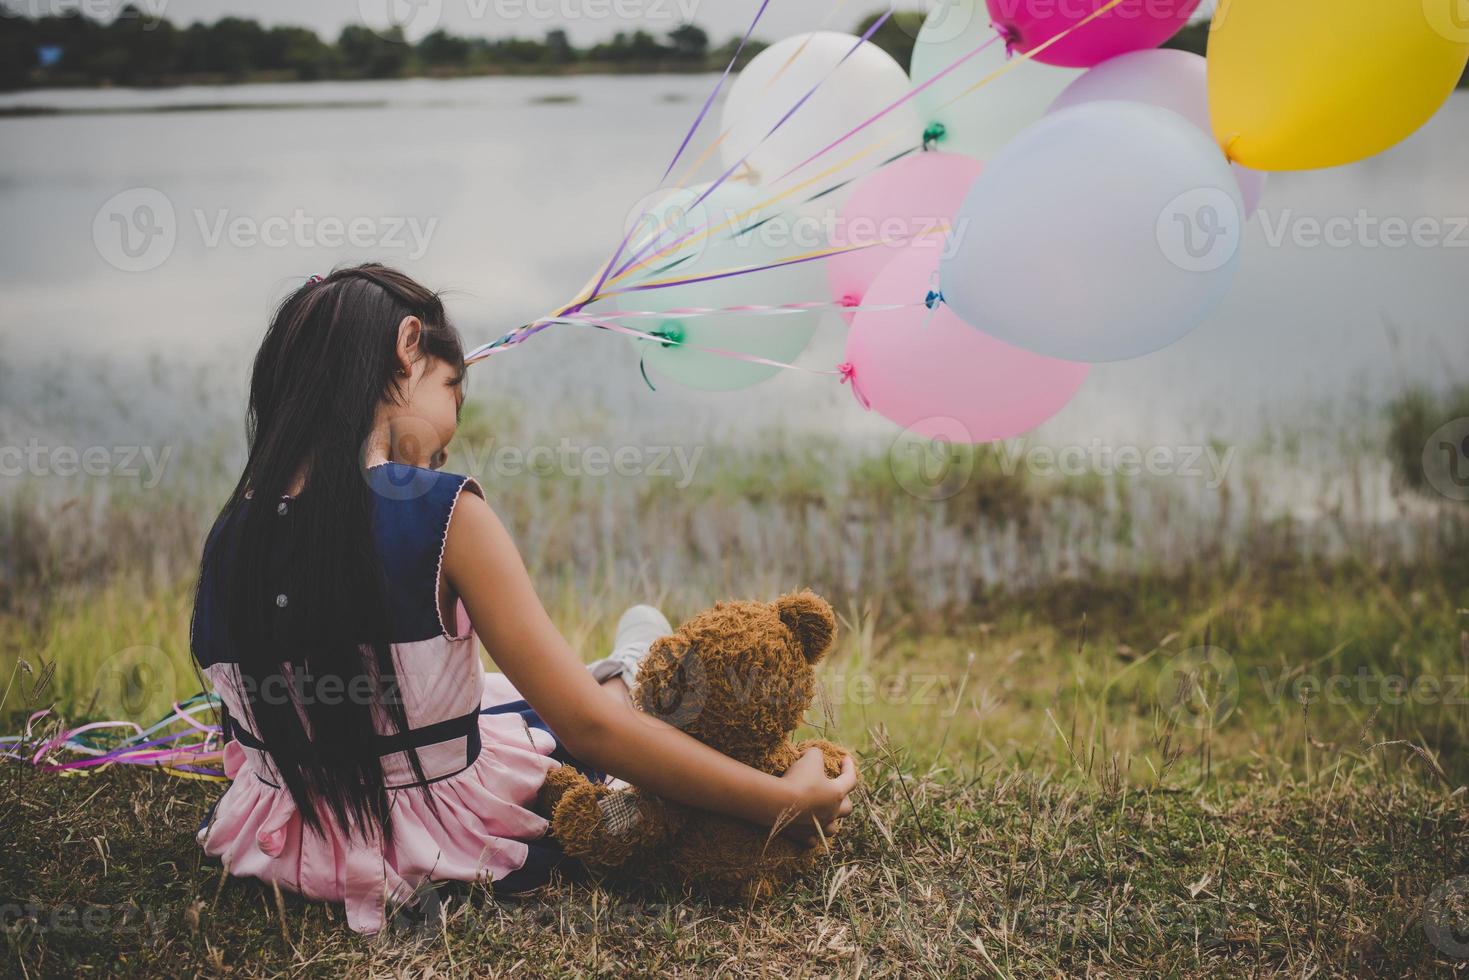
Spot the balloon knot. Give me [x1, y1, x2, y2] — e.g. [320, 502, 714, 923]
[839, 293, 861, 308]
[651, 321, 685, 348]
[1222, 133, 1241, 164]
[924, 289, 944, 310]
[994, 23, 1019, 57]
[836, 362, 872, 410]
[921, 121, 947, 150]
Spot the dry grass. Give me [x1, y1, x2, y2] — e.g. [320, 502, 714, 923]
[1, 737, 1465, 977]
[4, 390, 1469, 975]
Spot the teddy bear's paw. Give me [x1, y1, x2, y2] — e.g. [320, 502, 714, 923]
[793, 738, 857, 783]
[552, 785, 679, 871]
[536, 764, 589, 819]
[596, 791, 647, 838]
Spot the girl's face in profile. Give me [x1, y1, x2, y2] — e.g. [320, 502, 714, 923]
[386, 354, 465, 470]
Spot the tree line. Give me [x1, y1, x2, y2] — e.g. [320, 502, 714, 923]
[2, 7, 1464, 92]
[0, 5, 767, 90]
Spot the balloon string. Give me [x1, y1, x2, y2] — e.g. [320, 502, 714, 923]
[772, 32, 1002, 183]
[540, 313, 874, 412]
[659, 0, 772, 183]
[935, 0, 1126, 111]
[536, 313, 851, 379]
[608, 10, 896, 288]
[606, 136, 904, 288]
[472, 0, 1126, 363]
[467, 223, 945, 363]
[651, 140, 921, 293]
[665, 0, 859, 190]
[558, 2, 890, 328]
[562, 299, 926, 320]
[611, 0, 1125, 286]
[576, 0, 781, 314]
[596, 217, 948, 302]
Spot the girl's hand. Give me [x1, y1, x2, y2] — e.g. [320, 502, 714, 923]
[778, 748, 857, 845]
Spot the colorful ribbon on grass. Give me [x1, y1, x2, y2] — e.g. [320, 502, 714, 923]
[2, 693, 227, 780]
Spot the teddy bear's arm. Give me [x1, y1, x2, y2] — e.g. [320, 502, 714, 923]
[546, 772, 683, 871]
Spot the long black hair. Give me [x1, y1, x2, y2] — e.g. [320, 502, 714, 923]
[210, 263, 465, 842]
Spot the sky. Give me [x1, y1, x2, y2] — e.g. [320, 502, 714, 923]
[9, 0, 941, 44]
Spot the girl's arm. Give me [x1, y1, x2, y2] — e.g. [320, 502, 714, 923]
[442, 491, 856, 837]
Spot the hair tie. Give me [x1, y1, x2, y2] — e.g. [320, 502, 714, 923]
[307, 275, 324, 285]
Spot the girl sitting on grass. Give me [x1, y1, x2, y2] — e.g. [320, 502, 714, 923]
[191, 264, 856, 934]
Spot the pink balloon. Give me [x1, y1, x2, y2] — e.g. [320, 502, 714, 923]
[843, 248, 1089, 443]
[986, 0, 1201, 69]
[826, 152, 983, 321]
[1049, 49, 1266, 215]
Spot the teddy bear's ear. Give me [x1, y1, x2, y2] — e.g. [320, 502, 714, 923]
[775, 590, 836, 664]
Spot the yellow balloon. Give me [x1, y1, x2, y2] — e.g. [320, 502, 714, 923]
[1208, 0, 1469, 170]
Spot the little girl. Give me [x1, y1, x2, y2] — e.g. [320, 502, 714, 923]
[192, 264, 855, 934]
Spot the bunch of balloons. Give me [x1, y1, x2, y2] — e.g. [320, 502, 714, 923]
[481, 0, 1468, 445]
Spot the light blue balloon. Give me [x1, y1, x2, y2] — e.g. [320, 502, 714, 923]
[939, 101, 1244, 363]
[603, 182, 824, 391]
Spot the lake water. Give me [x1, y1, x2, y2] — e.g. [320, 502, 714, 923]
[1, 75, 1465, 461]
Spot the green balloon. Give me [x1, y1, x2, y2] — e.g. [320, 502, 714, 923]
[910, 0, 1081, 162]
[604, 182, 824, 391]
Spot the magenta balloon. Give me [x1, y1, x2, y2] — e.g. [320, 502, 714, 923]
[844, 248, 1089, 443]
[826, 152, 983, 321]
[1048, 49, 1266, 215]
[986, 0, 1201, 69]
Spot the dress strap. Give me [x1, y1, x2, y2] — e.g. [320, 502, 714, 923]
[224, 708, 483, 789]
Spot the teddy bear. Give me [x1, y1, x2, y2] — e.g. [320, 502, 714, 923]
[537, 589, 852, 901]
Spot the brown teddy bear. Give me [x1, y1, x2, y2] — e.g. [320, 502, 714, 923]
[537, 590, 852, 901]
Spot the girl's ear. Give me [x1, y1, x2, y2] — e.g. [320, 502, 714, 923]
[395, 315, 424, 376]
[775, 590, 836, 664]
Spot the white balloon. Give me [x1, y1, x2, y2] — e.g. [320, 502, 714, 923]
[719, 32, 918, 190]
[910, 0, 1081, 162]
[939, 101, 1244, 363]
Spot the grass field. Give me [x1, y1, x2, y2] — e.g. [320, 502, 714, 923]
[3, 388, 1469, 976]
